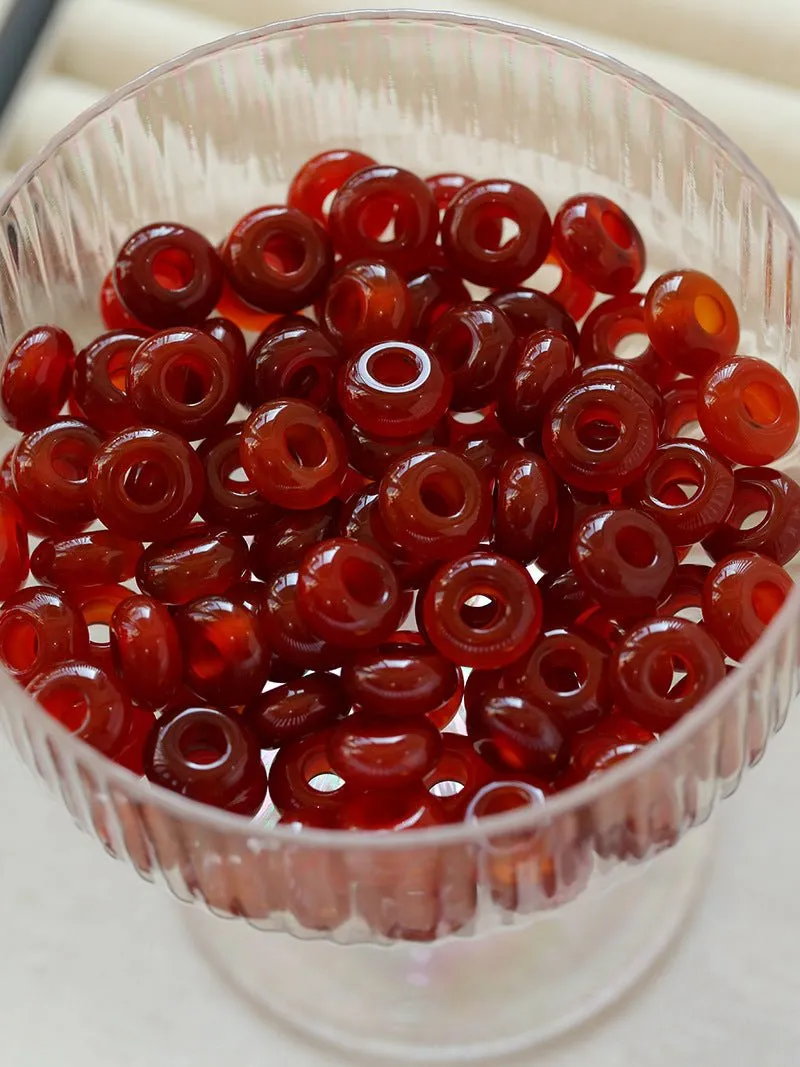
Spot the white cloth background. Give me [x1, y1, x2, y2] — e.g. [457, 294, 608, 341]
[0, 2, 799, 1065]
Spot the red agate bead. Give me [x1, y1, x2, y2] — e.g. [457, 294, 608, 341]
[28, 660, 132, 757]
[260, 568, 343, 671]
[1, 325, 74, 431]
[488, 288, 579, 350]
[268, 729, 348, 815]
[468, 688, 567, 778]
[568, 714, 656, 779]
[243, 672, 350, 749]
[177, 595, 270, 707]
[328, 712, 442, 790]
[249, 501, 339, 582]
[579, 293, 668, 386]
[424, 732, 494, 820]
[288, 148, 378, 226]
[197, 421, 277, 533]
[644, 269, 739, 377]
[0, 587, 88, 685]
[553, 194, 645, 294]
[246, 316, 340, 412]
[110, 594, 182, 707]
[407, 267, 471, 336]
[702, 551, 794, 661]
[136, 528, 248, 605]
[496, 328, 575, 438]
[702, 466, 800, 565]
[73, 329, 145, 435]
[342, 640, 462, 720]
[320, 259, 412, 353]
[426, 302, 516, 411]
[493, 451, 558, 563]
[13, 417, 102, 529]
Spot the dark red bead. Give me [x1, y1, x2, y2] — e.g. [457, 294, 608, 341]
[342, 639, 462, 719]
[540, 248, 595, 321]
[177, 595, 270, 706]
[423, 732, 494, 821]
[537, 569, 597, 630]
[442, 178, 551, 288]
[338, 786, 444, 835]
[197, 421, 277, 533]
[0, 493, 28, 599]
[489, 288, 580, 351]
[425, 172, 484, 216]
[378, 447, 491, 560]
[112, 704, 157, 775]
[702, 551, 793, 661]
[144, 705, 267, 815]
[579, 293, 669, 386]
[28, 660, 133, 757]
[468, 688, 567, 777]
[661, 379, 700, 440]
[13, 417, 102, 529]
[423, 551, 542, 669]
[328, 712, 442, 790]
[496, 328, 575, 438]
[100, 269, 148, 331]
[241, 399, 347, 510]
[407, 267, 471, 336]
[452, 432, 518, 485]
[320, 259, 412, 353]
[0, 587, 88, 685]
[260, 568, 344, 670]
[571, 507, 677, 620]
[698, 356, 799, 465]
[136, 528, 248, 605]
[493, 451, 558, 563]
[645, 269, 739, 378]
[288, 148, 379, 226]
[249, 501, 339, 582]
[553, 194, 645, 294]
[201, 315, 247, 370]
[338, 340, 451, 437]
[297, 537, 404, 648]
[246, 316, 341, 412]
[113, 222, 223, 328]
[568, 714, 656, 779]
[543, 377, 658, 491]
[656, 563, 709, 623]
[268, 729, 348, 815]
[537, 484, 610, 577]
[342, 417, 445, 480]
[242, 672, 350, 749]
[73, 329, 146, 435]
[31, 530, 142, 590]
[329, 165, 439, 277]
[580, 361, 665, 425]
[425, 302, 516, 411]
[703, 466, 800, 564]
[110, 594, 182, 707]
[89, 426, 204, 540]
[1, 325, 74, 431]
[222, 205, 333, 313]
[611, 616, 726, 730]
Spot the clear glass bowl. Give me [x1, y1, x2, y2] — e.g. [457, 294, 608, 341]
[1, 10, 799, 1062]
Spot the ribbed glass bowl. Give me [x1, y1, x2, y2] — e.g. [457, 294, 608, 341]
[1, 10, 799, 1061]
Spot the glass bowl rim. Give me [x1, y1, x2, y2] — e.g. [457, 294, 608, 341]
[2, 8, 798, 851]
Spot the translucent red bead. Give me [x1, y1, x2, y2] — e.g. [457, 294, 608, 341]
[553, 194, 645, 294]
[111, 594, 182, 707]
[13, 417, 102, 530]
[1, 325, 74, 431]
[644, 269, 739, 377]
[73, 329, 145, 435]
[702, 551, 794, 661]
[28, 660, 133, 757]
[136, 527, 248, 605]
[426, 302, 516, 411]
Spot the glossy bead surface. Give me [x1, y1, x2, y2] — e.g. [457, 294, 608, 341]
[297, 537, 404, 647]
[112, 704, 157, 775]
[543, 378, 658, 491]
[144, 706, 267, 815]
[442, 179, 551, 288]
[580, 361, 665, 422]
[0, 587, 88, 685]
[343, 418, 444, 480]
[111, 594, 182, 707]
[656, 563, 710, 623]
[541, 248, 596, 321]
[342, 640, 462, 719]
[496, 328, 575, 438]
[288, 148, 377, 226]
[703, 466, 800, 564]
[329, 165, 439, 277]
[611, 616, 726, 730]
[468, 688, 567, 777]
[423, 732, 494, 821]
[136, 528, 248, 605]
[423, 551, 542, 669]
[339, 340, 451, 437]
[100, 269, 147, 331]
[536, 483, 608, 576]
[28, 660, 132, 757]
[13, 417, 102, 529]
[697, 356, 799, 465]
[661, 379, 700, 440]
[702, 551, 794, 661]
[378, 447, 491, 559]
[177, 595, 270, 706]
[579, 293, 667, 385]
[493, 452, 558, 564]
[328, 712, 442, 790]
[268, 729, 348, 814]
[73, 329, 145, 435]
[201, 316, 247, 375]
[452, 432, 518, 486]
[1, 325, 74, 431]
[426, 302, 516, 411]
[197, 421, 277, 533]
[241, 399, 347, 510]
[568, 714, 656, 778]
[644, 269, 739, 377]
[242, 673, 350, 749]
[489, 288, 580, 351]
[407, 267, 471, 336]
[626, 439, 734, 545]
[553, 194, 645, 294]
[247, 316, 340, 412]
[320, 259, 411, 353]
[31, 530, 142, 590]
[260, 568, 343, 670]
[113, 222, 223, 328]
[571, 508, 677, 620]
[222, 205, 333, 313]
[249, 501, 339, 582]
[0, 493, 28, 599]
[89, 426, 204, 540]
[127, 327, 240, 440]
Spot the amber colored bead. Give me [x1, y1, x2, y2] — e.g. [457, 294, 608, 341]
[703, 466, 800, 564]
[644, 269, 739, 377]
[579, 293, 667, 386]
[12, 417, 102, 529]
[0, 493, 28, 599]
[137, 528, 248, 605]
[196, 421, 277, 533]
[260, 568, 343, 671]
[698, 356, 799, 465]
[268, 728, 349, 815]
[553, 194, 645, 294]
[611, 616, 726, 730]
[320, 259, 412, 353]
[241, 399, 347, 510]
[100, 269, 148, 331]
[425, 302, 515, 411]
[543, 377, 658, 491]
[1, 325, 74, 431]
[423, 731, 494, 821]
[572, 507, 677, 620]
[378, 447, 491, 560]
[702, 551, 794, 661]
[214, 274, 281, 333]
[28, 660, 132, 757]
[656, 563, 709, 623]
[177, 595, 270, 707]
[493, 451, 558, 564]
[489, 290, 579, 355]
[246, 316, 340, 412]
[31, 531, 141, 591]
[73, 329, 145, 435]
[496, 328, 575, 438]
[111, 594, 182, 707]
[222, 205, 333, 314]
[661, 379, 700, 440]
[407, 267, 471, 336]
[568, 714, 656, 779]
[540, 248, 596, 320]
[329, 165, 439, 277]
[343, 417, 445, 480]
[338, 340, 451, 437]
[0, 586, 88, 685]
[625, 439, 734, 545]
[468, 688, 567, 778]
[423, 551, 542, 669]
[288, 148, 378, 226]
[242, 672, 350, 749]
[144, 705, 267, 815]
[249, 501, 339, 583]
[342, 639, 462, 719]
[504, 627, 611, 734]
[89, 426, 204, 540]
[328, 712, 442, 790]
[442, 178, 551, 288]
[297, 537, 404, 648]
[113, 221, 223, 328]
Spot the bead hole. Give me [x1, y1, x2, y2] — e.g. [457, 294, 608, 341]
[419, 470, 466, 518]
[88, 622, 111, 646]
[538, 647, 588, 695]
[176, 720, 232, 768]
[752, 580, 786, 624]
[50, 439, 91, 483]
[163, 356, 213, 407]
[649, 651, 691, 700]
[575, 404, 622, 451]
[152, 247, 195, 291]
[742, 381, 782, 426]
[262, 232, 307, 275]
[341, 555, 388, 607]
[123, 461, 171, 506]
[285, 364, 321, 398]
[107, 350, 132, 393]
[327, 278, 367, 335]
[2, 618, 40, 672]
[611, 330, 649, 360]
[284, 424, 327, 469]
[459, 593, 503, 631]
[43, 682, 91, 734]
[221, 456, 251, 493]
[693, 294, 725, 336]
[190, 635, 226, 680]
[600, 209, 632, 250]
[429, 779, 465, 798]
[308, 771, 346, 793]
[615, 525, 657, 567]
[367, 345, 422, 387]
[653, 459, 704, 505]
